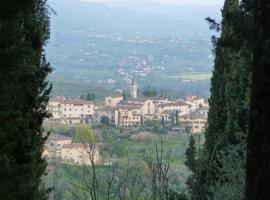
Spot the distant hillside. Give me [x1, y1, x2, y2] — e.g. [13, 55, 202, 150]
[46, 0, 221, 98]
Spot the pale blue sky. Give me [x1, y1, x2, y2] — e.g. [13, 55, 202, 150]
[81, 0, 225, 5]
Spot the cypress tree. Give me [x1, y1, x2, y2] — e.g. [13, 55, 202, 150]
[224, 0, 253, 145]
[202, 0, 255, 198]
[185, 135, 207, 200]
[246, 0, 270, 199]
[205, 0, 239, 160]
[175, 110, 179, 126]
[0, 0, 52, 199]
[199, 0, 253, 198]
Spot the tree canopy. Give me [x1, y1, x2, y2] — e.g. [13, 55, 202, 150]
[73, 124, 96, 144]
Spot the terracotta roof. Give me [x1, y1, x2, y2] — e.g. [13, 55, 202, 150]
[49, 97, 65, 102]
[158, 102, 189, 107]
[107, 93, 123, 98]
[49, 97, 94, 105]
[117, 104, 141, 110]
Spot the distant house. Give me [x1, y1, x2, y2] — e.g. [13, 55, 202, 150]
[158, 102, 190, 116]
[105, 93, 123, 107]
[194, 106, 209, 117]
[61, 143, 99, 165]
[116, 105, 142, 127]
[185, 96, 205, 111]
[158, 110, 176, 123]
[43, 134, 99, 165]
[43, 134, 72, 159]
[95, 106, 116, 125]
[180, 114, 207, 133]
[46, 98, 95, 124]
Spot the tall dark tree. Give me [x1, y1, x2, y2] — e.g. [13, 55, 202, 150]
[246, 0, 270, 199]
[195, 0, 254, 199]
[161, 116, 166, 129]
[0, 0, 52, 199]
[171, 113, 175, 127]
[122, 90, 127, 101]
[86, 93, 95, 101]
[185, 135, 207, 200]
[175, 110, 179, 126]
[205, 0, 239, 160]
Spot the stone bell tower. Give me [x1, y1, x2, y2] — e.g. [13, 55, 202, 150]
[130, 79, 138, 99]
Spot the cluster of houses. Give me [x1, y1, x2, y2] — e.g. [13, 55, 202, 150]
[43, 134, 99, 165]
[46, 80, 209, 133]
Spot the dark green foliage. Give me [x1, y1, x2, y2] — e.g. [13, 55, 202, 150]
[210, 144, 246, 200]
[143, 86, 158, 97]
[192, 0, 253, 199]
[185, 136, 197, 173]
[122, 90, 127, 101]
[0, 0, 52, 199]
[101, 116, 111, 126]
[80, 93, 96, 101]
[171, 114, 175, 127]
[246, 0, 270, 199]
[185, 135, 207, 200]
[169, 191, 188, 200]
[161, 116, 166, 129]
[175, 110, 179, 126]
[86, 93, 96, 101]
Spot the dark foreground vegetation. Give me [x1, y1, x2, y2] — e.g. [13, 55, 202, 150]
[0, 0, 270, 199]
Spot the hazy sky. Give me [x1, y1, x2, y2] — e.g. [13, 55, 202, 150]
[81, 0, 225, 5]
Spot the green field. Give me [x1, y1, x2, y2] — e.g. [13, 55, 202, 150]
[164, 72, 212, 81]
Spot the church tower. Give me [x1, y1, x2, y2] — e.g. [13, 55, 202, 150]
[131, 79, 138, 99]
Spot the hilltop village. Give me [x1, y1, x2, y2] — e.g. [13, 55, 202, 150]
[44, 81, 209, 166]
[47, 80, 209, 133]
